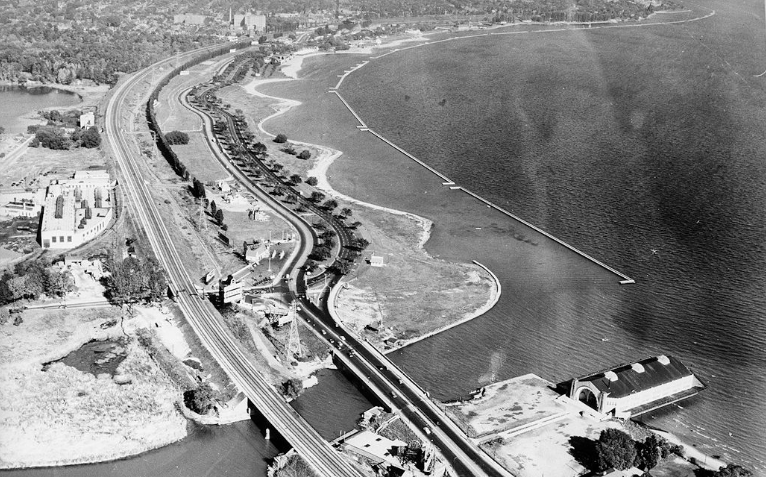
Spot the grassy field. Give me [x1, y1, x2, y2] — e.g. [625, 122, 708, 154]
[0, 306, 188, 468]
[0, 145, 106, 187]
[216, 84, 321, 180]
[334, 198, 495, 349]
[171, 131, 230, 183]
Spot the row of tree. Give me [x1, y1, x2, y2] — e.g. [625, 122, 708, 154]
[29, 125, 101, 150]
[592, 428, 752, 476]
[0, 259, 75, 305]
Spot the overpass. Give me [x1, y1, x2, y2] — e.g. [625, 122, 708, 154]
[104, 45, 363, 477]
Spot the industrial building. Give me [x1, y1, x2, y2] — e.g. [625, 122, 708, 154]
[39, 170, 115, 250]
[569, 355, 705, 418]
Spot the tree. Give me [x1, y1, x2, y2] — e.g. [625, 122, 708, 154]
[210, 200, 217, 216]
[298, 149, 311, 159]
[184, 382, 215, 414]
[251, 142, 267, 156]
[322, 199, 338, 210]
[306, 176, 318, 186]
[45, 269, 75, 297]
[214, 208, 224, 226]
[104, 256, 166, 305]
[165, 130, 190, 145]
[340, 207, 352, 218]
[191, 178, 206, 198]
[81, 126, 101, 148]
[281, 378, 304, 398]
[596, 428, 637, 471]
[289, 174, 302, 185]
[309, 191, 325, 203]
[274, 133, 287, 143]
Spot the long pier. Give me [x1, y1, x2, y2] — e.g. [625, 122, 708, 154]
[328, 89, 634, 284]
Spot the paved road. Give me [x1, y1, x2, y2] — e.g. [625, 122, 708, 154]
[180, 71, 515, 477]
[104, 44, 363, 477]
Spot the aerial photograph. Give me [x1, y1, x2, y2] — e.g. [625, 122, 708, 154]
[0, 0, 763, 476]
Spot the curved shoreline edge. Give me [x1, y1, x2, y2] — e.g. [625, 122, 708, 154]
[383, 260, 503, 354]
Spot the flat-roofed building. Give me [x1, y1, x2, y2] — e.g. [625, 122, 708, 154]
[40, 170, 115, 250]
[79, 111, 95, 128]
[569, 355, 705, 418]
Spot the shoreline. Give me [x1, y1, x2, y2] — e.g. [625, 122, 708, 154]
[382, 260, 501, 353]
[244, 59, 502, 342]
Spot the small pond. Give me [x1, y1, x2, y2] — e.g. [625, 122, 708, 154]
[44, 339, 127, 377]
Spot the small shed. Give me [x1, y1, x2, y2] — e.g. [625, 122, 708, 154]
[369, 253, 384, 267]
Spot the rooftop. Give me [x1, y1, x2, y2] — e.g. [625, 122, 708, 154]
[576, 355, 695, 399]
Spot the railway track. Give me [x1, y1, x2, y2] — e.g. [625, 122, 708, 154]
[104, 45, 363, 477]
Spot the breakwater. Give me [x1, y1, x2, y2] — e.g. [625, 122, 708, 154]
[329, 88, 634, 284]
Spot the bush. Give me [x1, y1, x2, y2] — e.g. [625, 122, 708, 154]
[596, 428, 637, 471]
[81, 126, 101, 148]
[298, 149, 311, 160]
[183, 382, 215, 414]
[274, 133, 287, 143]
[280, 378, 303, 399]
[165, 130, 190, 145]
[305, 176, 318, 186]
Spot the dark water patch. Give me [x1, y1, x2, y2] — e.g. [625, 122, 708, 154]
[0, 85, 81, 134]
[43, 339, 128, 377]
[335, 5, 766, 471]
[290, 368, 376, 441]
[2, 419, 283, 477]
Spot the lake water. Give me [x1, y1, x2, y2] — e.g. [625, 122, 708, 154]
[6, 0, 766, 474]
[0, 85, 81, 134]
[337, 0, 766, 471]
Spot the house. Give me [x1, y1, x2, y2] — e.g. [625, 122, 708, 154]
[342, 430, 411, 476]
[79, 111, 95, 128]
[244, 241, 270, 263]
[216, 180, 231, 193]
[370, 253, 384, 267]
[569, 355, 705, 418]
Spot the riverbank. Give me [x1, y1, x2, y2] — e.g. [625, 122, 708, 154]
[0, 306, 188, 469]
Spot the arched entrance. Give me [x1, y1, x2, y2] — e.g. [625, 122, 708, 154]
[576, 387, 598, 410]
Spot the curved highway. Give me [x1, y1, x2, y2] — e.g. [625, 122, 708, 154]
[178, 67, 514, 477]
[104, 45, 363, 477]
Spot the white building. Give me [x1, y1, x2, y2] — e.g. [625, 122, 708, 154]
[79, 111, 95, 128]
[40, 170, 115, 250]
[569, 355, 705, 418]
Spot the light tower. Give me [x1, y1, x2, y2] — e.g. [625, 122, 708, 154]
[285, 301, 302, 359]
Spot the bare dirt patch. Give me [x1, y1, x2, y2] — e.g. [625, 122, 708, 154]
[444, 374, 570, 439]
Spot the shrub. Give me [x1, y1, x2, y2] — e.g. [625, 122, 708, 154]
[183, 382, 215, 414]
[81, 126, 101, 148]
[596, 428, 637, 471]
[165, 130, 190, 145]
[274, 133, 287, 143]
[298, 149, 311, 160]
[305, 177, 318, 186]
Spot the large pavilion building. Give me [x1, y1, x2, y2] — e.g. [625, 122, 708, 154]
[40, 170, 115, 250]
[569, 355, 705, 418]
